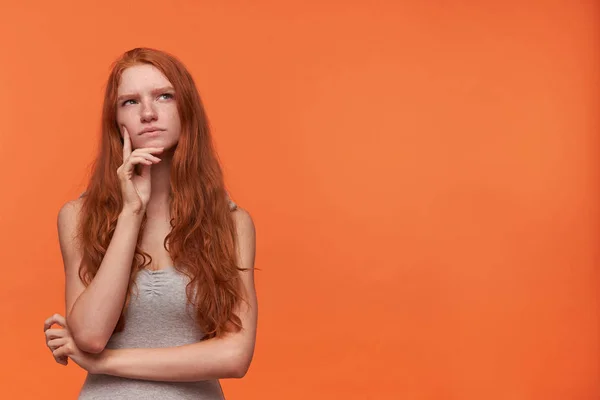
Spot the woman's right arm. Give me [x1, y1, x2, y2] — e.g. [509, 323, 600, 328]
[60, 127, 163, 353]
[58, 200, 144, 354]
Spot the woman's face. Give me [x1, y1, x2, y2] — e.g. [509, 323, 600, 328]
[116, 64, 181, 151]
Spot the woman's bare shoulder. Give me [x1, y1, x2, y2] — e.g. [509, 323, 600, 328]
[57, 196, 85, 233]
[231, 205, 255, 236]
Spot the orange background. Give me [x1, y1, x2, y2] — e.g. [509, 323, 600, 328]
[1, 1, 599, 399]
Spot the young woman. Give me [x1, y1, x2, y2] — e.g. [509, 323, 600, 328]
[43, 47, 257, 399]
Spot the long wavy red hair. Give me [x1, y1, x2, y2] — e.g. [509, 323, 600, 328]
[77, 47, 244, 339]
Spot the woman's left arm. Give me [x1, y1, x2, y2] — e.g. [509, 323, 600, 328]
[101, 208, 257, 381]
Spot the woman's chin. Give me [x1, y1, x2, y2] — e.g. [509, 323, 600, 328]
[138, 136, 177, 149]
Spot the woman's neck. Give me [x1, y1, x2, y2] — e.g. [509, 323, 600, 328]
[145, 149, 173, 218]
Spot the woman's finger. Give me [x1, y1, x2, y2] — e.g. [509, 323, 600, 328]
[132, 147, 164, 156]
[117, 147, 164, 178]
[122, 126, 132, 160]
[48, 337, 68, 350]
[43, 313, 66, 331]
[122, 156, 161, 174]
[118, 156, 154, 177]
[128, 153, 162, 164]
[45, 328, 66, 340]
[126, 156, 154, 168]
[53, 345, 69, 359]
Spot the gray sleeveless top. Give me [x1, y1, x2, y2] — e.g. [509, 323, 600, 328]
[78, 267, 226, 399]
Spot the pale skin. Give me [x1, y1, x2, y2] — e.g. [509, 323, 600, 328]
[43, 64, 257, 381]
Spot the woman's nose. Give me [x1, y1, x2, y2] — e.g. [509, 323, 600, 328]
[140, 102, 158, 122]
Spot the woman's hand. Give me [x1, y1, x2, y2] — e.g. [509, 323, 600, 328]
[44, 314, 69, 366]
[117, 126, 164, 214]
[44, 314, 105, 374]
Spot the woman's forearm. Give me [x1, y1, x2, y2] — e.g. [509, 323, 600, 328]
[68, 209, 144, 353]
[98, 336, 253, 382]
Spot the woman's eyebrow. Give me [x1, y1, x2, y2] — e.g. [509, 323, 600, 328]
[117, 86, 175, 102]
[151, 86, 175, 94]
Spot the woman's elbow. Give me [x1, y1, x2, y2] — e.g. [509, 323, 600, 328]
[71, 329, 108, 354]
[79, 340, 106, 354]
[229, 351, 253, 379]
[229, 364, 248, 379]
[67, 315, 109, 353]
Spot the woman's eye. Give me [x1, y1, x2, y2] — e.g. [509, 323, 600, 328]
[159, 93, 174, 100]
[122, 99, 136, 106]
